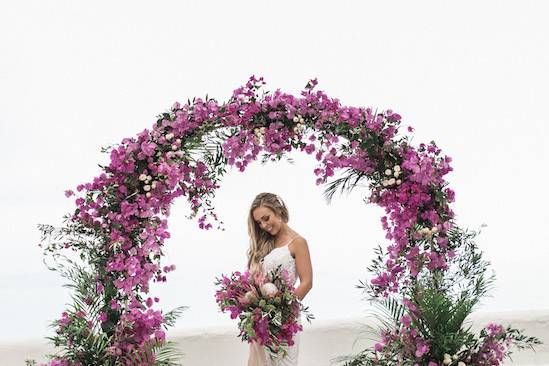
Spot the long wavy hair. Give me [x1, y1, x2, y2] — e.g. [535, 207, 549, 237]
[246, 192, 290, 274]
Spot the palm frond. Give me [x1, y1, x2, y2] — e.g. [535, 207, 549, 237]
[162, 306, 190, 329]
[154, 340, 185, 366]
[124, 338, 185, 366]
[323, 168, 368, 204]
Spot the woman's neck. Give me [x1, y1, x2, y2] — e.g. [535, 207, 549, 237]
[274, 224, 294, 243]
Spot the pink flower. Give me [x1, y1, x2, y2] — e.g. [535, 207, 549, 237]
[401, 314, 411, 327]
[415, 342, 429, 357]
[304, 144, 315, 154]
[238, 289, 258, 306]
[96, 282, 104, 294]
[155, 330, 166, 341]
[58, 312, 71, 327]
[227, 306, 241, 319]
[253, 271, 267, 286]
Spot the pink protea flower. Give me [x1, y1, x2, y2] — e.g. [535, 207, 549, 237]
[253, 270, 267, 286]
[260, 282, 278, 299]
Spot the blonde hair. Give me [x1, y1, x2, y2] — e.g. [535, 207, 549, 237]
[246, 192, 289, 274]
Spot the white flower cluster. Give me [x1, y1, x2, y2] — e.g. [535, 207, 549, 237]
[381, 165, 402, 187]
[253, 126, 266, 145]
[418, 225, 439, 240]
[163, 132, 181, 151]
[442, 353, 465, 365]
[292, 115, 306, 134]
[111, 241, 122, 251]
[238, 95, 251, 104]
[165, 150, 184, 159]
[139, 173, 157, 198]
[171, 138, 182, 151]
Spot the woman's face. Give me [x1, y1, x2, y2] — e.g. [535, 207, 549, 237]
[252, 206, 282, 236]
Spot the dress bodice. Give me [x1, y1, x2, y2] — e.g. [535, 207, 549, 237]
[261, 236, 299, 286]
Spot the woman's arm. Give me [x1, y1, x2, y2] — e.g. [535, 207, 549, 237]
[292, 237, 313, 301]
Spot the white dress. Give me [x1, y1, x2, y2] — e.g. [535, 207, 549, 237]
[248, 236, 302, 366]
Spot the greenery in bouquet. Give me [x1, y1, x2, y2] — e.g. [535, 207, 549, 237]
[214, 264, 314, 359]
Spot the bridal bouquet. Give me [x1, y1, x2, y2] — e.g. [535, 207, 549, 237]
[214, 265, 314, 359]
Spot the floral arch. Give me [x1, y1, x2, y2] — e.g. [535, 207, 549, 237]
[36, 76, 538, 366]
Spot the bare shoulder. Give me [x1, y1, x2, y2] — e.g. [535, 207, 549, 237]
[289, 236, 309, 258]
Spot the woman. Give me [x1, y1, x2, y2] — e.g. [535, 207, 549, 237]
[247, 192, 314, 366]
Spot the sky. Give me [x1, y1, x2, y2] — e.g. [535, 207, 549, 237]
[0, 0, 548, 342]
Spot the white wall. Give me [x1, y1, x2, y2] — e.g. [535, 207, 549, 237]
[0, 0, 548, 343]
[4, 312, 549, 365]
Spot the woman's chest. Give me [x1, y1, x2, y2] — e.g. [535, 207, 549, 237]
[262, 248, 296, 274]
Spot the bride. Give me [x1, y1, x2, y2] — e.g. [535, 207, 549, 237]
[246, 192, 313, 366]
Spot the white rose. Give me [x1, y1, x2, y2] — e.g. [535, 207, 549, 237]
[145, 192, 151, 198]
[442, 354, 452, 365]
[294, 123, 305, 133]
[394, 165, 401, 172]
[260, 283, 278, 299]
[382, 180, 389, 187]
[431, 226, 439, 233]
[165, 133, 174, 141]
[293, 116, 300, 123]
[458, 362, 466, 366]
[151, 181, 157, 189]
[394, 171, 400, 178]
[259, 127, 266, 134]
[388, 178, 396, 185]
[299, 117, 304, 123]
[176, 138, 181, 144]
[171, 145, 177, 150]
[385, 169, 392, 176]
[143, 185, 151, 192]
[139, 174, 147, 181]
[396, 179, 402, 185]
